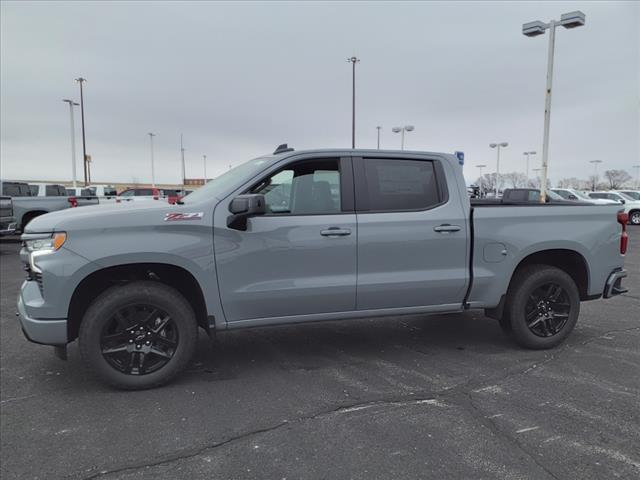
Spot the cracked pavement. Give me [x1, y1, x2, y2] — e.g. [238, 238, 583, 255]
[1, 230, 639, 480]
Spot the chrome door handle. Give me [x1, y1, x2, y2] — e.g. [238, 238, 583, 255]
[434, 224, 461, 233]
[320, 227, 352, 237]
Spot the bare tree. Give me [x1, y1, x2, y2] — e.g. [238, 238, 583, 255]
[557, 177, 583, 189]
[604, 169, 632, 189]
[503, 172, 528, 188]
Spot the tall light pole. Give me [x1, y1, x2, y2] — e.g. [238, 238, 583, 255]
[180, 134, 186, 192]
[392, 125, 415, 150]
[523, 151, 536, 181]
[347, 56, 360, 149]
[523, 11, 586, 203]
[62, 99, 79, 188]
[490, 142, 508, 197]
[148, 133, 156, 187]
[203, 155, 207, 182]
[476, 164, 486, 198]
[589, 159, 602, 191]
[633, 165, 640, 189]
[75, 77, 88, 186]
[376, 126, 382, 149]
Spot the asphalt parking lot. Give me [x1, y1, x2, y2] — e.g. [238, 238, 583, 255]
[1, 232, 638, 480]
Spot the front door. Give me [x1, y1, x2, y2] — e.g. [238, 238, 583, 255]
[214, 157, 357, 324]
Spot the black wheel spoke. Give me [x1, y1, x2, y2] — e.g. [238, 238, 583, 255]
[154, 335, 177, 349]
[151, 315, 171, 334]
[149, 346, 172, 359]
[102, 344, 128, 355]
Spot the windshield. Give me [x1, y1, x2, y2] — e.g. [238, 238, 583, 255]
[571, 190, 592, 200]
[619, 192, 636, 202]
[621, 191, 640, 200]
[181, 156, 275, 204]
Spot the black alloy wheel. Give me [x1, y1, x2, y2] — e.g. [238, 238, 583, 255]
[100, 305, 178, 375]
[524, 283, 571, 338]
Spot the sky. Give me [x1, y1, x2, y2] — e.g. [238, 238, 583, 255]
[1, 1, 638, 186]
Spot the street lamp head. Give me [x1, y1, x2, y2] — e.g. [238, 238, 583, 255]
[500, 142, 509, 147]
[476, 164, 487, 168]
[347, 56, 360, 63]
[392, 127, 402, 133]
[489, 143, 497, 148]
[75, 77, 86, 83]
[560, 11, 585, 29]
[522, 20, 547, 37]
[404, 125, 415, 132]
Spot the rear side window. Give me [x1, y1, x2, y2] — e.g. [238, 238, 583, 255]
[135, 189, 154, 196]
[2, 183, 30, 196]
[29, 185, 39, 196]
[359, 158, 441, 212]
[81, 188, 92, 196]
[103, 188, 117, 196]
[66, 189, 76, 196]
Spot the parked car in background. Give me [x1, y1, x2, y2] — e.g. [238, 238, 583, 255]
[501, 188, 566, 203]
[552, 188, 619, 205]
[65, 187, 100, 207]
[88, 185, 119, 203]
[0, 180, 71, 232]
[615, 190, 640, 201]
[0, 196, 17, 235]
[29, 183, 69, 197]
[116, 187, 184, 204]
[17, 147, 628, 389]
[589, 191, 640, 225]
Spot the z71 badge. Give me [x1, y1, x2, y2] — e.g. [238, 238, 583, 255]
[164, 212, 204, 221]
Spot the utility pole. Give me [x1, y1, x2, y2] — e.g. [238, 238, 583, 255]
[476, 164, 486, 198]
[148, 133, 156, 187]
[376, 126, 382, 149]
[589, 160, 602, 191]
[180, 134, 186, 192]
[489, 142, 508, 197]
[75, 77, 88, 186]
[523, 11, 586, 203]
[203, 154, 207, 183]
[523, 151, 536, 182]
[347, 56, 360, 148]
[62, 99, 79, 188]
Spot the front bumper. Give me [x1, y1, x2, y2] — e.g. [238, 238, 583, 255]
[603, 269, 628, 299]
[17, 285, 67, 345]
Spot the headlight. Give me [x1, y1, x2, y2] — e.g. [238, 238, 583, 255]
[24, 232, 67, 253]
[23, 233, 67, 274]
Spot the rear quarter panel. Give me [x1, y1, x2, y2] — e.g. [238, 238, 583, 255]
[469, 204, 624, 308]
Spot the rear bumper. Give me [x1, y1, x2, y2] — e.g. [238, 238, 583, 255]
[603, 269, 628, 299]
[17, 292, 67, 345]
[0, 219, 17, 235]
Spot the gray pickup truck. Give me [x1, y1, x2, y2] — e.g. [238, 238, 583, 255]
[1, 181, 72, 232]
[17, 148, 629, 389]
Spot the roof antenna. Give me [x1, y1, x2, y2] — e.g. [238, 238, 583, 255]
[273, 143, 294, 154]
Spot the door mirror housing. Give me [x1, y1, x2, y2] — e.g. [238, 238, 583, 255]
[227, 194, 266, 230]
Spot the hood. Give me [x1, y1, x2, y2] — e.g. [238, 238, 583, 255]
[25, 201, 183, 233]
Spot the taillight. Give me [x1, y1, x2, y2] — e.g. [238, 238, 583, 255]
[68, 197, 78, 208]
[617, 212, 628, 254]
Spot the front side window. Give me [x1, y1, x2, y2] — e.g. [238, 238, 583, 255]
[45, 185, 60, 196]
[361, 158, 440, 211]
[119, 190, 134, 197]
[135, 189, 154, 196]
[251, 158, 341, 215]
[29, 185, 39, 196]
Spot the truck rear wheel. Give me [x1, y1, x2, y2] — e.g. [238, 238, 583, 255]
[79, 281, 198, 390]
[501, 265, 580, 349]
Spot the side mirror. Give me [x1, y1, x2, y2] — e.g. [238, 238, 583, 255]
[227, 194, 266, 230]
[569, 194, 577, 200]
[620, 199, 626, 204]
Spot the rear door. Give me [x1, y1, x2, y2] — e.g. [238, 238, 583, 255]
[353, 155, 469, 310]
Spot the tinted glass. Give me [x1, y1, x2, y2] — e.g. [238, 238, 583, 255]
[29, 185, 39, 196]
[362, 159, 439, 211]
[45, 185, 60, 196]
[621, 191, 640, 200]
[119, 190, 134, 197]
[103, 188, 117, 196]
[2, 183, 27, 196]
[553, 190, 570, 199]
[57, 186, 68, 196]
[135, 189, 154, 196]
[66, 189, 76, 196]
[81, 189, 92, 196]
[252, 159, 341, 215]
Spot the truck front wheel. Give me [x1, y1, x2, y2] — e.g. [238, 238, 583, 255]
[79, 281, 198, 389]
[501, 265, 580, 349]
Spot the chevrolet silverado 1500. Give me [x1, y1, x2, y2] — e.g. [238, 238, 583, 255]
[17, 148, 629, 389]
